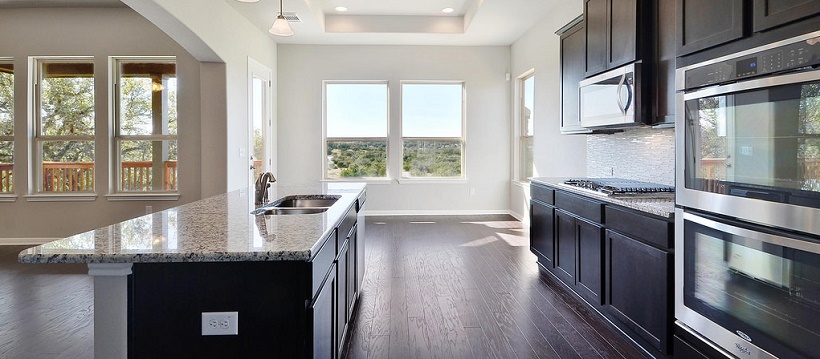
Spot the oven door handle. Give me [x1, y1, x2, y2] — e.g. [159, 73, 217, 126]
[683, 211, 820, 254]
[682, 69, 820, 100]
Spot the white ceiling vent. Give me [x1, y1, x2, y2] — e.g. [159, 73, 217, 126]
[281, 12, 301, 22]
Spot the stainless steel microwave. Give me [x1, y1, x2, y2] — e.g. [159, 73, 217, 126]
[579, 62, 645, 128]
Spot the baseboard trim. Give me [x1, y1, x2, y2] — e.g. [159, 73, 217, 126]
[509, 210, 524, 221]
[362, 209, 514, 217]
[0, 238, 58, 245]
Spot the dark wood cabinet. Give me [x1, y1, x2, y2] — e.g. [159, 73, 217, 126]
[585, 0, 642, 77]
[585, 0, 609, 75]
[530, 200, 556, 267]
[753, 0, 820, 32]
[312, 264, 336, 359]
[608, 0, 639, 68]
[554, 210, 578, 286]
[576, 218, 604, 306]
[677, 0, 745, 56]
[558, 16, 590, 134]
[655, 0, 677, 124]
[606, 229, 672, 353]
[529, 182, 673, 357]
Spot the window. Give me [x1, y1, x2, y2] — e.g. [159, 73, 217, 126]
[323, 82, 388, 179]
[113, 58, 178, 192]
[0, 59, 12, 194]
[34, 58, 95, 193]
[401, 82, 464, 178]
[518, 73, 534, 182]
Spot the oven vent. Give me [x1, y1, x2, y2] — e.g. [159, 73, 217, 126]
[281, 12, 301, 22]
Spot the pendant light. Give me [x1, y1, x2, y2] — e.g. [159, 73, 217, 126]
[269, 0, 294, 36]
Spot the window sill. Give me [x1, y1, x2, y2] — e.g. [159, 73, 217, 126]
[321, 179, 394, 185]
[25, 193, 98, 202]
[106, 193, 181, 201]
[397, 178, 468, 184]
[0, 194, 17, 202]
[512, 180, 530, 188]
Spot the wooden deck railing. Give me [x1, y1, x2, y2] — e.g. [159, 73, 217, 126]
[0, 163, 12, 193]
[0, 161, 178, 192]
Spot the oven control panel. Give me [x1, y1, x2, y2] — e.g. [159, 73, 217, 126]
[685, 35, 820, 89]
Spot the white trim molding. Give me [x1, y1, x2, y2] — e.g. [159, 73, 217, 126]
[0, 237, 59, 245]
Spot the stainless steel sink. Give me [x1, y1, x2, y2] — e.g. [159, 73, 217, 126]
[252, 195, 340, 216]
[272, 195, 340, 208]
[252, 207, 329, 216]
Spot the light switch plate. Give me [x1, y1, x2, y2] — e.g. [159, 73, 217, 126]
[201, 311, 239, 336]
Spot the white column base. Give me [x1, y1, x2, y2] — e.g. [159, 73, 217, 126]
[88, 263, 133, 359]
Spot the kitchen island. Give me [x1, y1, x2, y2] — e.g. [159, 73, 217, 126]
[19, 182, 367, 359]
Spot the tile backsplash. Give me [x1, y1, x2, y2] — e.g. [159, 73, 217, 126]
[587, 127, 675, 186]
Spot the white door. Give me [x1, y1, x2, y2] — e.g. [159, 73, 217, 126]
[248, 58, 274, 186]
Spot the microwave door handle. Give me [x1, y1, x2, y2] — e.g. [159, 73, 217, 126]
[623, 79, 633, 113]
[616, 74, 627, 115]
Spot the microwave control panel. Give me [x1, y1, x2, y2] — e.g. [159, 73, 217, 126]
[685, 35, 820, 90]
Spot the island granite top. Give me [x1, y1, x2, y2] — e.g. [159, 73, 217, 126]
[19, 183, 366, 264]
[530, 177, 674, 219]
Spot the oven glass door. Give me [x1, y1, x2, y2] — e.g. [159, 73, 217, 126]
[683, 77, 820, 208]
[683, 213, 820, 358]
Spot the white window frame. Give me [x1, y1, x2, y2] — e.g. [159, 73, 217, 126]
[27, 56, 97, 201]
[515, 70, 535, 184]
[322, 80, 391, 182]
[107, 56, 180, 200]
[0, 58, 14, 200]
[399, 80, 466, 181]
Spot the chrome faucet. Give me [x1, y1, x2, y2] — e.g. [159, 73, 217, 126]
[255, 172, 276, 205]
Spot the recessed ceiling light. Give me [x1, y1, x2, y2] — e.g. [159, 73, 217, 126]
[335, 6, 348, 12]
[442, 7, 455, 13]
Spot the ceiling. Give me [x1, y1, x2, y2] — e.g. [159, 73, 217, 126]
[0, 0, 123, 7]
[0, 0, 563, 46]
[228, 0, 563, 46]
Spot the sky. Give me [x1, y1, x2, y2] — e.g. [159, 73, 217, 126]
[326, 83, 463, 138]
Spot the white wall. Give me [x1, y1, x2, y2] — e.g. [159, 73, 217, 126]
[0, 8, 202, 239]
[509, 1, 588, 221]
[277, 45, 511, 214]
[125, 0, 279, 194]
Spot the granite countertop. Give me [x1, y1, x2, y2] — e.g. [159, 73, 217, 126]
[19, 183, 366, 264]
[531, 177, 675, 218]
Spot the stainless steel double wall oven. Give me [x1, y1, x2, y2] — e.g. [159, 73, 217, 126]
[675, 31, 820, 359]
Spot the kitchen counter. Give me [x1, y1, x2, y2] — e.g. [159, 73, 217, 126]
[19, 182, 366, 264]
[531, 177, 674, 218]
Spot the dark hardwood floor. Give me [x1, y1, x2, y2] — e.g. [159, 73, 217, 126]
[343, 215, 646, 359]
[0, 215, 646, 359]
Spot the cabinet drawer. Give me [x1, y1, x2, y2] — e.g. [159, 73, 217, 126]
[605, 206, 673, 249]
[531, 183, 555, 205]
[337, 207, 357, 250]
[311, 229, 337, 298]
[555, 191, 603, 223]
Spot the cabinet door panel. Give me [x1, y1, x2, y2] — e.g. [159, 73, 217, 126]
[609, 0, 638, 68]
[312, 265, 336, 359]
[335, 241, 349, 358]
[530, 201, 556, 268]
[585, 0, 609, 75]
[677, 0, 745, 56]
[576, 219, 604, 306]
[753, 0, 820, 32]
[606, 230, 671, 352]
[347, 225, 358, 316]
[555, 210, 577, 286]
[560, 19, 588, 133]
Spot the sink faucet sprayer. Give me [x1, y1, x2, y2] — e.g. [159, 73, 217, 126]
[255, 172, 276, 205]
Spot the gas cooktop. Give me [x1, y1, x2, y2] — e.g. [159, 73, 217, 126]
[563, 178, 675, 196]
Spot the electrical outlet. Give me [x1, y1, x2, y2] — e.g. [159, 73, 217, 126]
[201, 312, 238, 336]
[469, 187, 475, 196]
